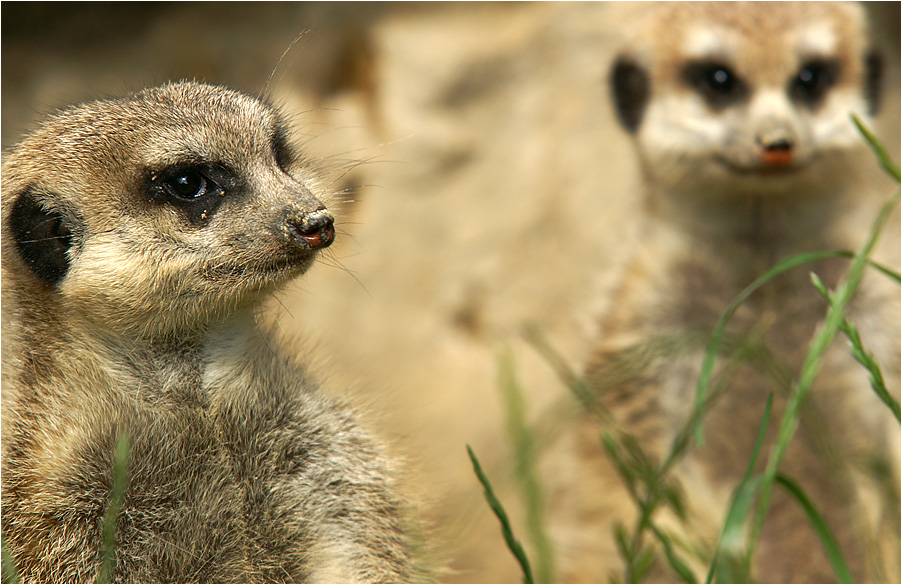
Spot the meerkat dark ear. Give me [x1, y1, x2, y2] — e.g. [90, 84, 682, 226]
[9, 189, 75, 286]
[610, 56, 650, 134]
[864, 49, 883, 116]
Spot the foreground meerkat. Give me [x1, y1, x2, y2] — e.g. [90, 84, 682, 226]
[1, 82, 421, 582]
[557, 2, 899, 582]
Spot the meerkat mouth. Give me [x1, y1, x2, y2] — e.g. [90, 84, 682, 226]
[717, 156, 808, 178]
[202, 251, 318, 284]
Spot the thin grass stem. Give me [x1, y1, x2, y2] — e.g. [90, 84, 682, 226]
[851, 114, 901, 181]
[811, 273, 901, 423]
[774, 473, 853, 584]
[1, 533, 21, 584]
[705, 393, 773, 583]
[467, 445, 535, 584]
[498, 348, 556, 583]
[96, 433, 132, 584]
[692, 249, 897, 445]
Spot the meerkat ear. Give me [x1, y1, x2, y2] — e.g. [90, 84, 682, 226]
[610, 56, 650, 134]
[864, 49, 883, 116]
[9, 189, 75, 286]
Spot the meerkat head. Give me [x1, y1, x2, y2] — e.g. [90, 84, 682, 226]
[609, 1, 882, 201]
[1, 81, 335, 337]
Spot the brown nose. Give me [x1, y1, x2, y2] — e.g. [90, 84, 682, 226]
[288, 210, 335, 250]
[760, 140, 794, 167]
[756, 120, 796, 167]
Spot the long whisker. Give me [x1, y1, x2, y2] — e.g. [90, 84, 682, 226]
[17, 235, 70, 244]
[261, 31, 308, 101]
[318, 251, 369, 296]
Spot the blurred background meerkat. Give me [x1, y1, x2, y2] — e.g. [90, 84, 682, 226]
[552, 2, 900, 582]
[2, 3, 899, 582]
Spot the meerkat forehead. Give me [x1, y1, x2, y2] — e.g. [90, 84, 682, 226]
[642, 2, 868, 89]
[609, 2, 879, 136]
[10, 82, 288, 179]
[129, 82, 286, 166]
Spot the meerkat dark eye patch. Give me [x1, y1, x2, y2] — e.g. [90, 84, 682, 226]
[146, 163, 231, 224]
[610, 56, 650, 133]
[790, 59, 839, 108]
[272, 122, 295, 174]
[864, 50, 883, 116]
[9, 190, 75, 286]
[682, 61, 748, 109]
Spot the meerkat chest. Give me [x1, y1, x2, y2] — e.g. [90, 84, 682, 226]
[629, 220, 845, 338]
[61, 336, 310, 579]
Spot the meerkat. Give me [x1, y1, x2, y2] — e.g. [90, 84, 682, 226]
[554, 3, 899, 582]
[1, 81, 424, 583]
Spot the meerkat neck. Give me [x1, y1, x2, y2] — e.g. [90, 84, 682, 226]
[644, 180, 853, 255]
[18, 299, 266, 409]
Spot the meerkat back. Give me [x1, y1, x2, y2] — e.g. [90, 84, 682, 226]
[1, 82, 421, 583]
[555, 2, 899, 582]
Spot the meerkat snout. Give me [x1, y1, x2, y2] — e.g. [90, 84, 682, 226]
[755, 116, 798, 167]
[286, 208, 335, 250]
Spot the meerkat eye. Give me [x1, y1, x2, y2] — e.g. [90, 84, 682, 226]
[791, 59, 838, 107]
[147, 164, 230, 224]
[682, 61, 747, 109]
[156, 166, 226, 203]
[163, 170, 215, 200]
[705, 68, 733, 93]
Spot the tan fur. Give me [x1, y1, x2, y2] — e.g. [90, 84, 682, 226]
[555, 3, 900, 582]
[1, 82, 423, 583]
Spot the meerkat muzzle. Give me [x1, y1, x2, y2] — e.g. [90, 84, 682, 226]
[756, 119, 797, 168]
[287, 210, 335, 250]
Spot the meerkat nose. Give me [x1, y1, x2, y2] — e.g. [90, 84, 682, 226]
[287, 209, 335, 250]
[756, 123, 796, 167]
[760, 139, 794, 167]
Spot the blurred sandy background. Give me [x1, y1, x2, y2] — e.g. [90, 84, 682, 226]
[2, 3, 899, 582]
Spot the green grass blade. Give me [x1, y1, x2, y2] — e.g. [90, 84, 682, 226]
[467, 444, 535, 584]
[96, 433, 132, 584]
[864, 258, 901, 283]
[710, 476, 763, 584]
[633, 546, 657, 583]
[812, 273, 900, 422]
[706, 394, 773, 583]
[852, 114, 901, 181]
[498, 348, 556, 582]
[841, 319, 900, 423]
[774, 473, 854, 583]
[741, 393, 774, 485]
[649, 524, 697, 583]
[1, 533, 22, 584]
